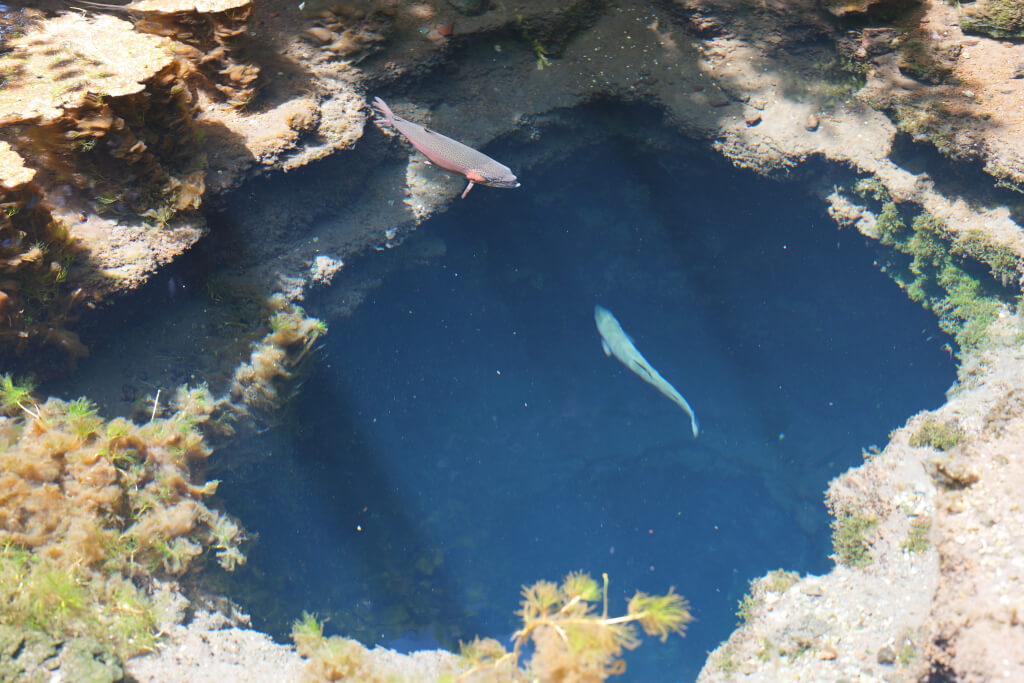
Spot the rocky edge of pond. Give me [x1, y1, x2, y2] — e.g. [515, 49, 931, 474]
[3, 0, 1024, 680]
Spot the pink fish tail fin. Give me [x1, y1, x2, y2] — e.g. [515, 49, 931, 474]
[371, 96, 395, 127]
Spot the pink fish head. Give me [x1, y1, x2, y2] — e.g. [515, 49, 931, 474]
[467, 167, 520, 190]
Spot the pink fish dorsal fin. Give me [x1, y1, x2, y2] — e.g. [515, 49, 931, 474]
[419, 125, 445, 139]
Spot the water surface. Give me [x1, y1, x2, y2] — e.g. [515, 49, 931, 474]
[215, 138, 955, 680]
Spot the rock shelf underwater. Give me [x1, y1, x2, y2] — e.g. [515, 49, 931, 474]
[3, 0, 1024, 681]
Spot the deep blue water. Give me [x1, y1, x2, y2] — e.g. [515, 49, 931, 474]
[215, 140, 955, 680]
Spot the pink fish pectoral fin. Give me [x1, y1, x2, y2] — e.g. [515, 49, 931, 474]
[461, 180, 475, 199]
[465, 170, 487, 182]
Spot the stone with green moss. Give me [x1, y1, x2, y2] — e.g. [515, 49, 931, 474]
[909, 416, 964, 450]
[961, 0, 1024, 38]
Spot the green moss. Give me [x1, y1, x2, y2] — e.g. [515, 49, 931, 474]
[902, 518, 932, 553]
[736, 591, 758, 626]
[736, 569, 800, 626]
[961, 0, 1024, 38]
[711, 642, 739, 674]
[874, 201, 905, 245]
[890, 101, 960, 156]
[952, 230, 1021, 288]
[909, 416, 963, 450]
[853, 177, 889, 203]
[831, 513, 877, 568]
[0, 545, 158, 676]
[0, 374, 35, 416]
[869, 207, 1006, 354]
[898, 639, 917, 665]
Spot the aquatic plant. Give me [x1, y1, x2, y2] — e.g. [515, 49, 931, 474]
[0, 152, 89, 358]
[0, 542, 167, 680]
[0, 380, 244, 678]
[909, 416, 964, 451]
[896, 37, 959, 85]
[902, 517, 931, 554]
[456, 571, 691, 682]
[951, 230, 1021, 289]
[830, 513, 877, 569]
[803, 51, 867, 104]
[871, 202, 1006, 354]
[0, 388, 245, 575]
[0, 373, 35, 415]
[290, 572, 690, 682]
[230, 294, 328, 419]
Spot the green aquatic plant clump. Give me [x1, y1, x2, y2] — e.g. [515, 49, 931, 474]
[0, 543, 162, 678]
[909, 415, 964, 451]
[0, 377, 246, 574]
[230, 294, 328, 418]
[291, 573, 690, 682]
[0, 377, 244, 677]
[831, 513, 878, 569]
[902, 517, 932, 554]
[456, 571, 691, 682]
[872, 202, 1005, 354]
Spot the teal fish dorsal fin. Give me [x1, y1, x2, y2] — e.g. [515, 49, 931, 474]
[601, 339, 611, 357]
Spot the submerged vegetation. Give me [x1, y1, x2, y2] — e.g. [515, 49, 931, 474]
[291, 572, 691, 682]
[456, 572, 690, 682]
[0, 375, 245, 678]
[230, 294, 328, 420]
[909, 415, 964, 451]
[830, 513, 878, 569]
[902, 518, 932, 554]
[852, 181, 1015, 355]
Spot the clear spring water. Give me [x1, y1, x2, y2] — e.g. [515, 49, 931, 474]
[213, 138, 955, 680]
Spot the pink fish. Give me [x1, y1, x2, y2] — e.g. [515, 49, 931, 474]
[372, 97, 520, 199]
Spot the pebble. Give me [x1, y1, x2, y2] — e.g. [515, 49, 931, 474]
[744, 108, 762, 126]
[804, 113, 819, 132]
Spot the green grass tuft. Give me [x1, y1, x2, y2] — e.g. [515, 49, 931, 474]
[831, 513, 878, 568]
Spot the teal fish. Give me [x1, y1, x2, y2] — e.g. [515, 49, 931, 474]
[594, 305, 699, 438]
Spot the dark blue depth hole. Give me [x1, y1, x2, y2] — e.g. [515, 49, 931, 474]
[213, 136, 955, 681]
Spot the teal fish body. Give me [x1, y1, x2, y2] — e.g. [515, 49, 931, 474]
[594, 305, 700, 438]
[372, 97, 519, 199]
